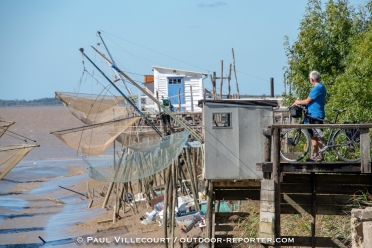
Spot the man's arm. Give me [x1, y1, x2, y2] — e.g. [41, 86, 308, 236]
[294, 97, 312, 105]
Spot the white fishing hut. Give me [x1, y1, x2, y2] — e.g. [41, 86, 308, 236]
[142, 66, 207, 113]
[201, 99, 277, 180]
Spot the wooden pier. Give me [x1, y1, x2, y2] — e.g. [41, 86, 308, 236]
[204, 123, 372, 248]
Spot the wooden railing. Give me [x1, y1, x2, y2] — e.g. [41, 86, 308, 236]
[259, 123, 372, 247]
[270, 123, 372, 173]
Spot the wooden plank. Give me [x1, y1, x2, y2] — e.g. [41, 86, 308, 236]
[212, 180, 261, 189]
[281, 183, 371, 194]
[281, 204, 347, 215]
[316, 183, 371, 194]
[281, 194, 353, 206]
[260, 163, 361, 173]
[206, 180, 214, 247]
[272, 128, 281, 240]
[360, 128, 371, 173]
[272, 123, 372, 129]
[311, 172, 316, 248]
[281, 184, 311, 193]
[214, 189, 260, 200]
[282, 173, 371, 185]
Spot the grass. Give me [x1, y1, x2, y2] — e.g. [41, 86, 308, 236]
[231, 193, 372, 247]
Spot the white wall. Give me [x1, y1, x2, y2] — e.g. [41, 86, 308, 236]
[153, 67, 204, 112]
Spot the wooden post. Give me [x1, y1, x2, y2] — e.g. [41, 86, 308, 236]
[227, 63, 232, 99]
[183, 149, 200, 210]
[220, 60, 223, 98]
[270, 78, 274, 97]
[113, 205, 116, 224]
[192, 148, 198, 190]
[170, 163, 175, 248]
[232, 48, 240, 99]
[178, 88, 181, 112]
[272, 128, 281, 241]
[311, 172, 316, 248]
[102, 182, 114, 209]
[205, 180, 214, 248]
[163, 167, 171, 248]
[360, 128, 371, 173]
[86, 182, 91, 199]
[263, 128, 272, 179]
[213, 72, 217, 99]
[190, 85, 195, 124]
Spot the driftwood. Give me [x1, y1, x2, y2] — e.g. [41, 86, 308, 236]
[97, 219, 112, 224]
[58, 185, 87, 198]
[46, 197, 65, 205]
[87, 199, 94, 208]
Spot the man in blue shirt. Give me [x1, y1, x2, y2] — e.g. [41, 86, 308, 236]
[293, 71, 327, 161]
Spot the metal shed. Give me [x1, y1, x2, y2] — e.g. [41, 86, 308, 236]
[202, 99, 277, 180]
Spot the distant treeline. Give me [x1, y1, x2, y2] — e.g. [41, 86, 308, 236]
[0, 98, 62, 107]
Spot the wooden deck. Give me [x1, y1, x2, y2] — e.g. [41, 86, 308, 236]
[204, 123, 372, 248]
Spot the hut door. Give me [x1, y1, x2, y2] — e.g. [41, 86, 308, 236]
[168, 77, 185, 111]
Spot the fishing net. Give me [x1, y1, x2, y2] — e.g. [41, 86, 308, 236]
[83, 130, 190, 183]
[0, 144, 38, 180]
[55, 92, 133, 124]
[114, 126, 162, 147]
[0, 120, 14, 139]
[51, 117, 141, 155]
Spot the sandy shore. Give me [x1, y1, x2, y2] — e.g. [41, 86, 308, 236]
[0, 158, 200, 248]
[0, 106, 202, 247]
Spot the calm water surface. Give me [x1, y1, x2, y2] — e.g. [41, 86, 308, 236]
[0, 106, 105, 246]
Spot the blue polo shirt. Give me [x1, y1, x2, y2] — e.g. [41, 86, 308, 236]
[307, 83, 326, 118]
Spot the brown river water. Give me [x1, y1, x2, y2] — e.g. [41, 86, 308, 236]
[0, 106, 108, 247]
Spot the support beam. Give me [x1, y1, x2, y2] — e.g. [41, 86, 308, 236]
[311, 172, 316, 248]
[272, 128, 281, 243]
[360, 128, 371, 173]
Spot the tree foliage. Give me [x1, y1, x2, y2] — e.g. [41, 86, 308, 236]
[283, 0, 371, 121]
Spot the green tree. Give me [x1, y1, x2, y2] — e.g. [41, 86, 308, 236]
[283, 0, 369, 120]
[329, 23, 372, 122]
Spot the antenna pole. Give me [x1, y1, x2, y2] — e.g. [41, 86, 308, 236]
[97, 32, 133, 96]
[79, 48, 162, 137]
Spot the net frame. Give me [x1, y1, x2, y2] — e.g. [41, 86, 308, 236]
[0, 120, 15, 139]
[83, 130, 190, 183]
[51, 117, 141, 155]
[0, 144, 38, 180]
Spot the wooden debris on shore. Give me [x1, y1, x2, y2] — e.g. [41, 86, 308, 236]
[58, 185, 87, 198]
[46, 197, 65, 205]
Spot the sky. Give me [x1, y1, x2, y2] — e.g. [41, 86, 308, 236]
[0, 0, 369, 100]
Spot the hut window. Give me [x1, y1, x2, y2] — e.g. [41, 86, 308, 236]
[168, 78, 182, 84]
[212, 113, 232, 128]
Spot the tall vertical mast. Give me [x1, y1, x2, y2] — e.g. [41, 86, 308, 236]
[79, 48, 162, 137]
[97, 31, 133, 96]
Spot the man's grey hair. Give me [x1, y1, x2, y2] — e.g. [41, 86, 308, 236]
[309, 71, 321, 82]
